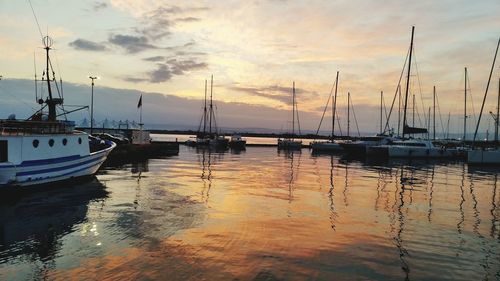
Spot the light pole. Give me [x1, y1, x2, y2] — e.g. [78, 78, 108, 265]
[89, 76, 98, 135]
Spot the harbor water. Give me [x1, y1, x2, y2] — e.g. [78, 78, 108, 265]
[1, 144, 499, 280]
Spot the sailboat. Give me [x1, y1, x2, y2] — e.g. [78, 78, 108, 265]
[188, 76, 229, 149]
[277, 82, 302, 150]
[311, 71, 343, 152]
[467, 37, 500, 165]
[0, 36, 116, 189]
[341, 91, 395, 155]
[368, 26, 459, 158]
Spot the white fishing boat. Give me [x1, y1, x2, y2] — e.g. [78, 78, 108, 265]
[0, 36, 115, 189]
[278, 81, 302, 150]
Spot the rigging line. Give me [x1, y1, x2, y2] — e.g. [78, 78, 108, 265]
[473, 37, 500, 145]
[336, 111, 343, 136]
[196, 107, 204, 132]
[384, 46, 411, 133]
[0, 81, 38, 112]
[412, 48, 428, 127]
[314, 80, 336, 137]
[467, 71, 478, 129]
[33, 52, 38, 101]
[434, 90, 446, 139]
[350, 96, 361, 137]
[382, 92, 389, 124]
[295, 101, 302, 135]
[27, 0, 44, 41]
[414, 93, 424, 128]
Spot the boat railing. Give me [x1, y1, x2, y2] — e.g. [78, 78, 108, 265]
[0, 120, 75, 135]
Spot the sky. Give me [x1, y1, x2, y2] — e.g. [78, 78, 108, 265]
[0, 0, 499, 136]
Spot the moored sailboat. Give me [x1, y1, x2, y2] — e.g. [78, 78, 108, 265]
[368, 26, 457, 158]
[278, 82, 302, 150]
[311, 71, 343, 152]
[188, 76, 229, 149]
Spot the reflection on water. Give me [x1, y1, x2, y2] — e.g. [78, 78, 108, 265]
[0, 178, 108, 280]
[1, 146, 499, 280]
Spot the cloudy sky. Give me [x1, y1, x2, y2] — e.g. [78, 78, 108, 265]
[0, 0, 499, 135]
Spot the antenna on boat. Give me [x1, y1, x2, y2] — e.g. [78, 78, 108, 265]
[34, 52, 38, 102]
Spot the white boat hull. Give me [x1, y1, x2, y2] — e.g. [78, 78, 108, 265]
[467, 149, 500, 165]
[386, 147, 459, 158]
[0, 134, 115, 188]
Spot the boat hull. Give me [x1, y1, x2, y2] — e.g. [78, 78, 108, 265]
[229, 140, 246, 149]
[368, 145, 460, 158]
[311, 141, 343, 152]
[0, 142, 115, 188]
[278, 139, 302, 150]
[467, 149, 500, 165]
[339, 143, 367, 155]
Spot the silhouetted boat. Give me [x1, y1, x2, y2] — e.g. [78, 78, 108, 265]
[311, 71, 342, 152]
[228, 134, 246, 149]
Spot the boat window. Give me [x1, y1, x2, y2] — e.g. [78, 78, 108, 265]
[0, 140, 7, 162]
[78, 137, 82, 144]
[49, 139, 55, 147]
[33, 139, 39, 148]
[62, 138, 68, 146]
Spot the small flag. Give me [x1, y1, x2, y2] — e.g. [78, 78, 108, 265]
[137, 94, 142, 108]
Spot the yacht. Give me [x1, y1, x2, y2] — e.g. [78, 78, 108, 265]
[340, 135, 395, 155]
[368, 139, 459, 158]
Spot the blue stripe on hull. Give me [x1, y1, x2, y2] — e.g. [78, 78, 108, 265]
[14, 156, 107, 187]
[20, 155, 81, 166]
[16, 156, 103, 177]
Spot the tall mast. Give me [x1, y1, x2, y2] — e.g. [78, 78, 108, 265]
[44, 37, 55, 121]
[203, 79, 207, 136]
[380, 91, 383, 134]
[332, 71, 339, 141]
[42, 36, 62, 122]
[402, 26, 415, 139]
[433, 86, 436, 140]
[348, 92, 351, 137]
[472, 37, 500, 146]
[464, 67, 467, 142]
[209, 75, 213, 135]
[292, 81, 295, 136]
